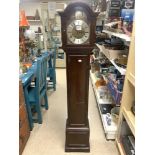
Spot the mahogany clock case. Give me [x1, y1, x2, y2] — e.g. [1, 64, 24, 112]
[59, 2, 98, 152]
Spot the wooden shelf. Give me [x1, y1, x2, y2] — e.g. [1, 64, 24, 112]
[127, 72, 135, 87]
[28, 20, 42, 26]
[102, 30, 131, 42]
[28, 20, 41, 22]
[116, 138, 126, 155]
[35, 33, 43, 35]
[123, 107, 135, 136]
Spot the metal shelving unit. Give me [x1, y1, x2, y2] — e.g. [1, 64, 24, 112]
[90, 71, 118, 140]
[91, 21, 133, 141]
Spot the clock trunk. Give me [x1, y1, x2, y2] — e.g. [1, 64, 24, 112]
[65, 52, 90, 152]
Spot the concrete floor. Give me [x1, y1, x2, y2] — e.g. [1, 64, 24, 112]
[22, 69, 119, 155]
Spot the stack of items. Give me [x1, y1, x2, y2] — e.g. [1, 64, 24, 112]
[121, 0, 135, 35]
[96, 37, 128, 65]
[106, 0, 121, 19]
[96, 36, 126, 50]
[103, 0, 135, 35]
[106, 0, 134, 34]
[104, 37, 125, 50]
[95, 34, 104, 44]
[104, 0, 121, 32]
[108, 67, 125, 91]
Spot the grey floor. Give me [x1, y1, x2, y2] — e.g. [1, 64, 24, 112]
[22, 69, 119, 155]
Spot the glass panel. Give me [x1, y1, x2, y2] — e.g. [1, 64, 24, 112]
[67, 7, 90, 45]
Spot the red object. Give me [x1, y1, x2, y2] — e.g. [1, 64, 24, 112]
[19, 10, 29, 27]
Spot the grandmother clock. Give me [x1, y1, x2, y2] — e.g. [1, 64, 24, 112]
[59, 2, 98, 152]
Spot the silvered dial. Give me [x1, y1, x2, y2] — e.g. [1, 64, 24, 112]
[67, 20, 89, 44]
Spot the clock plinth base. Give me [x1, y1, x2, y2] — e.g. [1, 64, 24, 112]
[65, 119, 90, 152]
[65, 145, 90, 152]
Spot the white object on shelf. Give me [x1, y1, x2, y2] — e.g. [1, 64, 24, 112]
[102, 30, 131, 42]
[53, 26, 61, 31]
[101, 114, 118, 140]
[24, 29, 36, 40]
[102, 114, 117, 132]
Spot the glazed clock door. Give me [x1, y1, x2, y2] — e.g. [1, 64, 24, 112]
[66, 10, 90, 45]
[65, 53, 90, 152]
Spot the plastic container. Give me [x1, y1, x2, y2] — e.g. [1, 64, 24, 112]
[111, 106, 120, 123]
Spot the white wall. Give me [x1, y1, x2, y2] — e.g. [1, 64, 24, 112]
[20, 2, 41, 31]
[20, 1, 67, 50]
[20, 2, 41, 16]
[19, 1, 67, 17]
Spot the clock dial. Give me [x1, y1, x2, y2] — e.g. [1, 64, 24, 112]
[67, 19, 90, 44]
